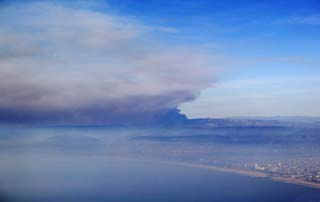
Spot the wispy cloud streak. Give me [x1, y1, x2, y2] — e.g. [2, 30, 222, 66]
[277, 15, 320, 25]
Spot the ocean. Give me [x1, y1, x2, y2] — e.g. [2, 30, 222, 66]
[0, 156, 319, 202]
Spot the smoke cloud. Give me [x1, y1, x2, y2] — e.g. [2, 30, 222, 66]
[0, 1, 214, 124]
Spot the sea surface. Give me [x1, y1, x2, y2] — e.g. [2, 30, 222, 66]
[0, 156, 320, 202]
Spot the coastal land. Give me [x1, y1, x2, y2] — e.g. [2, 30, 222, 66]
[112, 157, 320, 190]
[161, 161, 268, 178]
[164, 161, 320, 190]
[272, 177, 320, 190]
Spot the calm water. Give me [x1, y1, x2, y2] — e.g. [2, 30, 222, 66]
[0, 155, 319, 202]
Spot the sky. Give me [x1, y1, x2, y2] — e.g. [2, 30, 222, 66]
[0, 0, 319, 123]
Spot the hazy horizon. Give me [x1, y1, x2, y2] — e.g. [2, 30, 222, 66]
[0, 1, 319, 202]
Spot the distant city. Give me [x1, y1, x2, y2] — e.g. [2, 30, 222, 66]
[126, 117, 320, 188]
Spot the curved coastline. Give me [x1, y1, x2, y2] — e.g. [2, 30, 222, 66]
[159, 161, 268, 178]
[164, 161, 320, 190]
[165, 161, 320, 190]
[111, 157, 320, 190]
[271, 177, 320, 190]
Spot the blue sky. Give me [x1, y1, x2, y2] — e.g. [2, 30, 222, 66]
[0, 0, 319, 123]
[101, 0, 320, 117]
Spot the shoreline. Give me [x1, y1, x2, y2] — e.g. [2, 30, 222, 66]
[272, 177, 320, 190]
[162, 161, 320, 190]
[165, 161, 320, 190]
[111, 157, 320, 190]
[160, 161, 268, 178]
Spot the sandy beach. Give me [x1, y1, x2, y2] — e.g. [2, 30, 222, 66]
[160, 161, 268, 178]
[164, 161, 320, 190]
[272, 177, 320, 190]
[112, 157, 320, 190]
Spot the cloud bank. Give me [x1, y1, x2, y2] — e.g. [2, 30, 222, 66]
[0, 1, 214, 124]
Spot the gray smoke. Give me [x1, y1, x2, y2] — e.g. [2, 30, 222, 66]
[0, 1, 215, 124]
